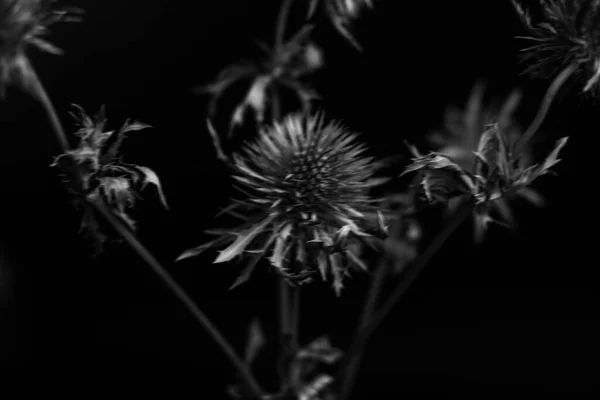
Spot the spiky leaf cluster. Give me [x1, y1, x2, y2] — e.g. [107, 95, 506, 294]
[51, 105, 168, 254]
[404, 87, 568, 242]
[178, 113, 391, 295]
[0, 0, 81, 96]
[512, 0, 600, 94]
[198, 24, 322, 160]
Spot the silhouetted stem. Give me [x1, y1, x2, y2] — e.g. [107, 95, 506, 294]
[363, 200, 473, 342]
[517, 62, 578, 154]
[290, 285, 300, 353]
[28, 60, 265, 398]
[22, 57, 69, 153]
[338, 199, 472, 400]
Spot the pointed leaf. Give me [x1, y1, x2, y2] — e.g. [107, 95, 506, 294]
[214, 215, 275, 263]
[135, 165, 169, 209]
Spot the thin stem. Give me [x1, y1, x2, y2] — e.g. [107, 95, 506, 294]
[275, 0, 295, 51]
[338, 245, 390, 400]
[517, 62, 578, 154]
[362, 200, 473, 342]
[29, 60, 265, 398]
[289, 285, 300, 353]
[21, 57, 69, 153]
[92, 200, 265, 398]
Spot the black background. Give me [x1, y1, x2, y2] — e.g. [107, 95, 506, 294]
[0, 0, 595, 397]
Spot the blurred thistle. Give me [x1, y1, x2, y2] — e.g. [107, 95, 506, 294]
[177, 112, 392, 296]
[512, 0, 600, 95]
[404, 84, 569, 243]
[51, 104, 168, 255]
[0, 0, 82, 97]
[307, 0, 373, 51]
[197, 22, 322, 161]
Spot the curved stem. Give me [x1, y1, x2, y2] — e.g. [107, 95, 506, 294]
[27, 59, 265, 398]
[275, 0, 294, 51]
[22, 57, 69, 153]
[517, 62, 578, 154]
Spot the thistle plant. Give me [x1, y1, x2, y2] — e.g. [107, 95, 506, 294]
[1, 0, 579, 398]
[51, 105, 168, 254]
[177, 112, 391, 296]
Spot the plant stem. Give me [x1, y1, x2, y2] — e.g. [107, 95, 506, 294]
[338, 244, 390, 400]
[290, 285, 300, 353]
[22, 57, 70, 153]
[362, 200, 473, 342]
[275, 0, 295, 51]
[517, 62, 578, 154]
[29, 60, 265, 398]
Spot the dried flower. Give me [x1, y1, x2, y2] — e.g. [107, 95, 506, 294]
[177, 112, 391, 296]
[307, 0, 373, 51]
[512, 0, 600, 94]
[51, 104, 168, 254]
[404, 86, 568, 242]
[197, 25, 322, 160]
[0, 0, 81, 96]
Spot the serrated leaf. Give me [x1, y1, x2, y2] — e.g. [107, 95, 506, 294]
[540, 136, 568, 174]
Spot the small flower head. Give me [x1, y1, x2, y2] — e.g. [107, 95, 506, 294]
[404, 85, 568, 242]
[51, 105, 168, 255]
[0, 0, 81, 96]
[197, 25, 322, 160]
[178, 112, 391, 295]
[512, 0, 600, 94]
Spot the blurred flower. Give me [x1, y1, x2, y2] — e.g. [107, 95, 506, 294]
[512, 0, 600, 94]
[307, 0, 373, 51]
[0, 0, 82, 97]
[196, 24, 322, 161]
[51, 105, 168, 255]
[403, 85, 569, 242]
[177, 112, 391, 296]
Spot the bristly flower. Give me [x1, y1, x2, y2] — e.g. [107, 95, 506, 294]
[196, 24, 322, 161]
[403, 85, 569, 243]
[307, 0, 373, 51]
[0, 0, 82, 97]
[512, 0, 600, 94]
[51, 104, 168, 255]
[177, 112, 391, 296]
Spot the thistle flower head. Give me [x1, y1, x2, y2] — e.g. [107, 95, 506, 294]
[404, 85, 569, 242]
[178, 112, 391, 296]
[0, 0, 81, 96]
[512, 0, 600, 94]
[51, 104, 168, 255]
[197, 24, 322, 160]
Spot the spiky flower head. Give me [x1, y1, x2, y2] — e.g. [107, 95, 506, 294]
[404, 85, 568, 242]
[512, 0, 600, 94]
[307, 0, 373, 51]
[0, 0, 81, 96]
[178, 112, 391, 295]
[51, 104, 168, 255]
[197, 24, 322, 161]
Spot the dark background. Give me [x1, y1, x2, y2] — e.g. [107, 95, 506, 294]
[0, 0, 595, 397]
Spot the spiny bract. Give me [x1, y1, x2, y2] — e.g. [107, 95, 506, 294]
[0, 0, 81, 96]
[178, 112, 390, 296]
[512, 0, 600, 94]
[51, 104, 168, 255]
